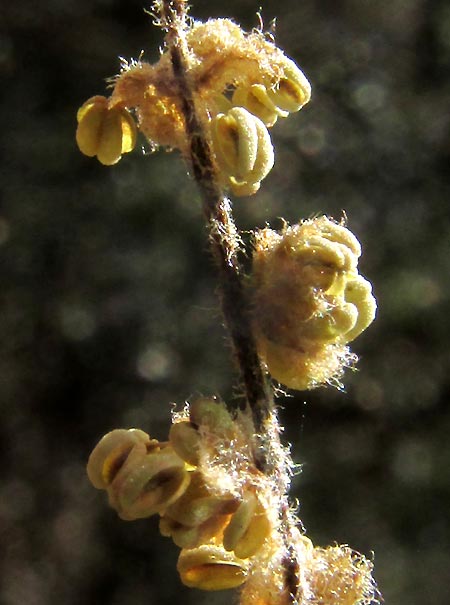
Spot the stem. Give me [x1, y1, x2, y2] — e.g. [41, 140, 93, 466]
[160, 0, 273, 465]
[160, 2, 301, 602]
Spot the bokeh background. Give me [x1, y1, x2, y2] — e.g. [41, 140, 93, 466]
[1, 0, 449, 603]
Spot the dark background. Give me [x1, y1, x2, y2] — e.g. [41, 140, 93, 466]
[1, 0, 449, 603]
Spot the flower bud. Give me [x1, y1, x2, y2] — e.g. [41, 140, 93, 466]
[223, 491, 271, 559]
[76, 96, 137, 165]
[309, 545, 378, 605]
[86, 428, 153, 490]
[177, 544, 248, 590]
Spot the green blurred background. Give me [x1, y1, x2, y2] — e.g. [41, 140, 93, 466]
[1, 0, 449, 603]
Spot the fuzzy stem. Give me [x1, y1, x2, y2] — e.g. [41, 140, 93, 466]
[160, 1, 301, 601]
[160, 0, 274, 463]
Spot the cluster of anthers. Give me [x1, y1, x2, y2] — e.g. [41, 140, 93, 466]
[87, 397, 378, 604]
[251, 216, 377, 390]
[76, 17, 310, 195]
[87, 397, 273, 590]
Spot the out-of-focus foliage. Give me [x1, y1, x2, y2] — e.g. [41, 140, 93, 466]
[0, 1, 449, 604]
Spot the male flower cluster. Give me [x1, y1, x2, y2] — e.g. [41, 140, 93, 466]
[87, 397, 377, 605]
[76, 17, 310, 195]
[87, 397, 272, 590]
[251, 216, 377, 390]
[87, 396, 379, 602]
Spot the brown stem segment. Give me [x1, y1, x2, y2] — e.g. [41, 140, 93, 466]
[160, 0, 273, 462]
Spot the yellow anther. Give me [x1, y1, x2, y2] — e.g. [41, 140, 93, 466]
[267, 57, 311, 113]
[246, 116, 275, 184]
[232, 84, 287, 127]
[169, 421, 201, 466]
[109, 445, 191, 520]
[86, 428, 152, 490]
[159, 516, 201, 548]
[294, 301, 359, 345]
[177, 544, 248, 590]
[303, 235, 358, 275]
[223, 492, 271, 559]
[76, 95, 137, 165]
[166, 492, 237, 528]
[164, 473, 238, 527]
[341, 277, 377, 343]
[159, 512, 231, 549]
[313, 219, 362, 259]
[188, 397, 235, 436]
[211, 107, 274, 194]
[212, 107, 258, 178]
